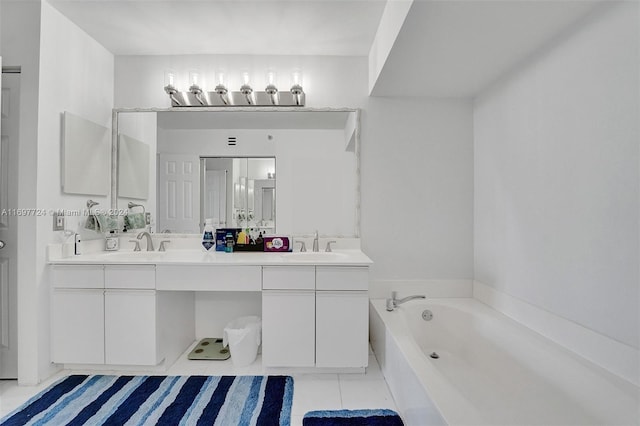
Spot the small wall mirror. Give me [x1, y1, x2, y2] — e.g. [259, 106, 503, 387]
[62, 111, 110, 196]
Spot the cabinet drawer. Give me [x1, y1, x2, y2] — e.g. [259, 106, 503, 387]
[105, 265, 155, 289]
[156, 265, 261, 291]
[316, 266, 368, 291]
[262, 266, 315, 290]
[51, 265, 104, 289]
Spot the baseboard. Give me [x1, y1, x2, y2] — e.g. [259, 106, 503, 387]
[473, 281, 639, 386]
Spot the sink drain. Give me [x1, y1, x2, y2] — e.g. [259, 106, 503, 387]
[422, 310, 433, 321]
[429, 352, 439, 359]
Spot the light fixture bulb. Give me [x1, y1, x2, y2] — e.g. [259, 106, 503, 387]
[217, 72, 226, 86]
[165, 70, 176, 88]
[188, 71, 206, 105]
[291, 70, 302, 86]
[164, 70, 182, 106]
[266, 70, 277, 86]
[189, 70, 200, 87]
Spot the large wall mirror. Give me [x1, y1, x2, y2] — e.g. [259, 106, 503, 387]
[112, 108, 360, 237]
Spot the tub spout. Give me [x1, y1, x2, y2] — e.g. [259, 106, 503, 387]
[386, 291, 426, 311]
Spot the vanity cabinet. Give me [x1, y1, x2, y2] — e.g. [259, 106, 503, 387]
[262, 266, 316, 367]
[104, 266, 158, 365]
[262, 265, 369, 369]
[316, 267, 368, 368]
[51, 259, 370, 370]
[51, 264, 162, 366]
[51, 265, 105, 364]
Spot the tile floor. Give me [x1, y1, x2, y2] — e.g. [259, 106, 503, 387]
[0, 344, 398, 426]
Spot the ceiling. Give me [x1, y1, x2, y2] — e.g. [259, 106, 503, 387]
[371, 0, 605, 97]
[47, 0, 608, 97]
[47, 0, 387, 56]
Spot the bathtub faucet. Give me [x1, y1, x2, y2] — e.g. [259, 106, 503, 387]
[386, 291, 426, 311]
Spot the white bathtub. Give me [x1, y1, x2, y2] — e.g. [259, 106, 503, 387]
[370, 298, 639, 425]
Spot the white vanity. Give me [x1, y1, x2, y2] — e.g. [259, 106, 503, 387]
[49, 248, 372, 372]
[51, 107, 368, 372]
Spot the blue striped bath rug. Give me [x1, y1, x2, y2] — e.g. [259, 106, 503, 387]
[1, 374, 293, 426]
[303, 409, 403, 425]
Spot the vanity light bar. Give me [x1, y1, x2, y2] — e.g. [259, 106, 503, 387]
[166, 90, 306, 107]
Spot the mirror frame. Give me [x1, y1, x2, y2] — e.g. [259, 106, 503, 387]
[111, 107, 361, 237]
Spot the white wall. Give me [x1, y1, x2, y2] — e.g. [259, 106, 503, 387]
[474, 3, 639, 349]
[11, 1, 113, 383]
[361, 97, 474, 284]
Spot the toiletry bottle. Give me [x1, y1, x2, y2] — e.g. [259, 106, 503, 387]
[225, 232, 234, 253]
[255, 232, 263, 245]
[202, 219, 215, 252]
[236, 229, 248, 245]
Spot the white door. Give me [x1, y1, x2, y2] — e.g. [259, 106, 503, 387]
[0, 68, 20, 379]
[157, 153, 200, 233]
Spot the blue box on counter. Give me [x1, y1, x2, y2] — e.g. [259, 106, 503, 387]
[215, 228, 240, 251]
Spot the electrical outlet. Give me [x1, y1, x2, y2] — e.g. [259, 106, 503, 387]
[145, 212, 151, 225]
[53, 212, 65, 231]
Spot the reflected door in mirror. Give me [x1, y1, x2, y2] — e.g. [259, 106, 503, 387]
[157, 153, 200, 233]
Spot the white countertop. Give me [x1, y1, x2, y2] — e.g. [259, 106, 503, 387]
[48, 249, 373, 266]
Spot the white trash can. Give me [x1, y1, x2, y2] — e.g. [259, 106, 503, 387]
[223, 316, 262, 367]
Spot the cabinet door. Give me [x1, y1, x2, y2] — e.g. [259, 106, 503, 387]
[316, 291, 368, 368]
[262, 290, 315, 367]
[51, 289, 104, 364]
[104, 289, 158, 366]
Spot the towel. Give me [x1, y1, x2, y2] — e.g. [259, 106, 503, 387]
[85, 213, 119, 233]
[124, 212, 146, 230]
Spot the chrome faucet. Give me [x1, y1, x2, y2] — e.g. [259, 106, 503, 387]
[386, 291, 426, 311]
[136, 231, 155, 251]
[312, 230, 319, 252]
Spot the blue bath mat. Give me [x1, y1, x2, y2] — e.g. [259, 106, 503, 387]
[303, 409, 404, 425]
[1, 374, 294, 425]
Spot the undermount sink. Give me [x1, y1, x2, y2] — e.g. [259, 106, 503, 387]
[280, 252, 348, 262]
